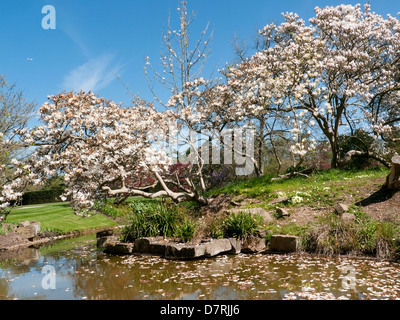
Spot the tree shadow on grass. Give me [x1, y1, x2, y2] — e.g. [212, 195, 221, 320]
[356, 186, 397, 207]
[57, 203, 71, 208]
[44, 202, 71, 209]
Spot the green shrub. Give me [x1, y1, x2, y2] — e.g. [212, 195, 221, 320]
[223, 211, 263, 239]
[22, 188, 66, 205]
[208, 217, 226, 239]
[121, 201, 180, 242]
[175, 218, 198, 242]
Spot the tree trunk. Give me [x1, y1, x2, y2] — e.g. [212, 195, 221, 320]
[330, 139, 339, 169]
[257, 117, 265, 177]
[385, 156, 400, 190]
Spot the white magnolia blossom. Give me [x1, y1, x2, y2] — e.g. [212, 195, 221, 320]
[226, 3, 400, 167]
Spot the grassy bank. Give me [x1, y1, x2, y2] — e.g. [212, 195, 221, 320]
[5, 202, 118, 233]
[206, 167, 389, 207]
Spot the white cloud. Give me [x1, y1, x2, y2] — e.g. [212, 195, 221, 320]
[62, 54, 122, 92]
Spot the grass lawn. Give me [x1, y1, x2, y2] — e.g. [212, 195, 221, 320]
[5, 202, 118, 233]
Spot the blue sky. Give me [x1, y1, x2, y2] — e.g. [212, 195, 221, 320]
[1, 0, 399, 128]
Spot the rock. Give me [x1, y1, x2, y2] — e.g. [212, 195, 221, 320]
[0, 232, 30, 250]
[227, 207, 274, 224]
[96, 233, 254, 260]
[241, 236, 266, 253]
[150, 243, 170, 256]
[30, 221, 41, 234]
[269, 234, 299, 253]
[335, 203, 349, 215]
[133, 237, 151, 253]
[15, 226, 37, 240]
[1, 223, 17, 233]
[97, 235, 133, 255]
[96, 230, 114, 238]
[165, 243, 201, 260]
[164, 238, 237, 260]
[342, 212, 356, 223]
[276, 208, 290, 219]
[204, 239, 234, 257]
[134, 237, 167, 255]
[257, 229, 268, 238]
[228, 238, 241, 254]
[13, 221, 41, 241]
[97, 235, 118, 250]
[18, 221, 31, 228]
[385, 156, 400, 189]
[269, 196, 289, 204]
[109, 243, 134, 255]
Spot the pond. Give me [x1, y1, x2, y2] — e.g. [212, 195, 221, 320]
[1, 235, 400, 300]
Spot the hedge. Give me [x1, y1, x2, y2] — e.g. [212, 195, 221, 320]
[22, 188, 66, 205]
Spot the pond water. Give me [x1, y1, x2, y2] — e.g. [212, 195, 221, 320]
[1, 235, 400, 300]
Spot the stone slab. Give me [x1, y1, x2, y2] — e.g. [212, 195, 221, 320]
[97, 235, 134, 255]
[97, 234, 243, 260]
[241, 236, 266, 253]
[165, 239, 234, 260]
[269, 234, 299, 253]
[15, 226, 37, 240]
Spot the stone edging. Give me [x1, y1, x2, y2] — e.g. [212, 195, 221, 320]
[97, 231, 300, 260]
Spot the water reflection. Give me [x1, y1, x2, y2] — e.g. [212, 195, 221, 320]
[1, 235, 400, 300]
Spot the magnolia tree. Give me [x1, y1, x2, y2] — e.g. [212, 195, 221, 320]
[0, 1, 250, 215]
[0, 136, 41, 221]
[226, 53, 317, 177]
[229, 4, 400, 169]
[0, 136, 21, 220]
[144, 0, 212, 110]
[1, 91, 218, 215]
[167, 77, 257, 180]
[144, 0, 256, 186]
[0, 75, 36, 221]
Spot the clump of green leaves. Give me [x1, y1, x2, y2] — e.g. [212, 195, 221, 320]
[175, 218, 198, 243]
[223, 211, 263, 239]
[121, 201, 181, 242]
[207, 216, 226, 239]
[121, 200, 198, 243]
